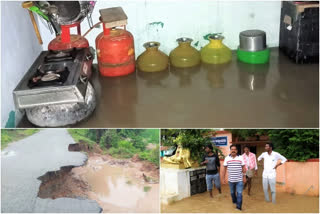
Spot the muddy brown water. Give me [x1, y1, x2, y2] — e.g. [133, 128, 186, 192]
[77, 156, 159, 213]
[162, 181, 319, 213]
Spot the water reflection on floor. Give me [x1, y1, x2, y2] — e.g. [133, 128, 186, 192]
[162, 182, 319, 213]
[84, 164, 159, 213]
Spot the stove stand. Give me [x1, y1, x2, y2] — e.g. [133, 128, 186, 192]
[25, 82, 96, 127]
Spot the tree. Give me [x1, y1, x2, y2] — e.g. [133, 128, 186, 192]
[268, 129, 319, 161]
[161, 129, 224, 162]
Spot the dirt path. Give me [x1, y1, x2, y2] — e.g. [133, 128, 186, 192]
[161, 179, 319, 213]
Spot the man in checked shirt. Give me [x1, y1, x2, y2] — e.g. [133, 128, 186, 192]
[242, 145, 258, 196]
[258, 142, 287, 204]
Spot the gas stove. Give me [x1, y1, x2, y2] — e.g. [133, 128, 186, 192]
[14, 48, 93, 109]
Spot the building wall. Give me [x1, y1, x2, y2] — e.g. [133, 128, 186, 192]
[276, 160, 319, 196]
[1, 1, 43, 127]
[222, 158, 319, 196]
[215, 131, 233, 157]
[37, 0, 282, 63]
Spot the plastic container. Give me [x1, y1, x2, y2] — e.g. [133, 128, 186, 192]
[137, 42, 169, 72]
[200, 34, 232, 64]
[169, 37, 200, 68]
[237, 30, 270, 64]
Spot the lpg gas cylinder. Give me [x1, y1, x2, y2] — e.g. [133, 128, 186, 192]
[96, 27, 135, 77]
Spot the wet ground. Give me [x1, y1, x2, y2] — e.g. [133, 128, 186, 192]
[72, 154, 160, 213]
[162, 180, 319, 213]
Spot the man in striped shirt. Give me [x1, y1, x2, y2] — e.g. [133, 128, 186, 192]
[223, 145, 246, 211]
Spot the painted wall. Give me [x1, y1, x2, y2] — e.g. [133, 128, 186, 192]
[37, 0, 282, 63]
[215, 131, 233, 157]
[276, 160, 319, 196]
[1, 1, 43, 127]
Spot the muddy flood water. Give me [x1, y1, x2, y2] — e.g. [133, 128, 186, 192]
[162, 180, 319, 213]
[73, 155, 159, 213]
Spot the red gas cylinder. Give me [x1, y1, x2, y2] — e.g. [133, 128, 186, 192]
[96, 26, 135, 77]
[48, 22, 89, 51]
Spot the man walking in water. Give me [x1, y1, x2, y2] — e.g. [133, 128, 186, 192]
[258, 143, 287, 204]
[223, 145, 246, 211]
[201, 144, 221, 198]
[242, 146, 258, 196]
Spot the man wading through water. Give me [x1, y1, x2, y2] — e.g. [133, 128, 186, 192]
[242, 146, 258, 196]
[201, 144, 221, 198]
[223, 145, 246, 211]
[258, 143, 287, 204]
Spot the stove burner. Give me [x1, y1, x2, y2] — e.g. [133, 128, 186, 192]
[28, 65, 70, 88]
[45, 48, 77, 62]
[41, 73, 61, 81]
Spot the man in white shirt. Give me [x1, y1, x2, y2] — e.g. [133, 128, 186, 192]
[257, 143, 287, 204]
[223, 145, 246, 211]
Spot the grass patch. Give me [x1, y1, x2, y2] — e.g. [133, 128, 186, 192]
[1, 129, 40, 150]
[143, 186, 152, 192]
[68, 129, 96, 149]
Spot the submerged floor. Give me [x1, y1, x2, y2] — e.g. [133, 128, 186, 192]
[18, 48, 319, 128]
[161, 181, 319, 213]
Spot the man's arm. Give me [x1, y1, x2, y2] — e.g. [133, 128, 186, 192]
[242, 165, 247, 183]
[200, 155, 207, 165]
[253, 154, 258, 176]
[222, 158, 228, 183]
[257, 153, 264, 162]
[274, 152, 287, 169]
[216, 154, 221, 172]
[240, 156, 247, 183]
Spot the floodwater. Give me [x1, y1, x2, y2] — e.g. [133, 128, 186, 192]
[83, 164, 159, 213]
[162, 180, 319, 213]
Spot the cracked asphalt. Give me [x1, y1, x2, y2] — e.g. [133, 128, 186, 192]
[1, 129, 102, 213]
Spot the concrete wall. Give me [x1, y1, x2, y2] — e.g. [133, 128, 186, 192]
[222, 158, 319, 196]
[276, 159, 319, 196]
[1, 1, 43, 127]
[37, 0, 282, 63]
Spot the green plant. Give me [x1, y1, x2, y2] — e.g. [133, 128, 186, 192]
[161, 129, 224, 162]
[139, 145, 160, 166]
[143, 186, 152, 192]
[268, 129, 319, 161]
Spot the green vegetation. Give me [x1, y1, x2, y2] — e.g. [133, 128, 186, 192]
[143, 186, 152, 192]
[67, 129, 160, 166]
[225, 129, 268, 141]
[226, 129, 319, 161]
[68, 129, 96, 149]
[1, 129, 40, 149]
[268, 129, 319, 161]
[161, 129, 224, 162]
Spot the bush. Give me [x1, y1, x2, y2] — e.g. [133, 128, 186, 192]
[107, 140, 137, 158]
[139, 145, 160, 166]
[268, 129, 319, 161]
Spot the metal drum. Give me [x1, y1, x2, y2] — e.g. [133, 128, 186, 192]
[239, 30, 267, 52]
